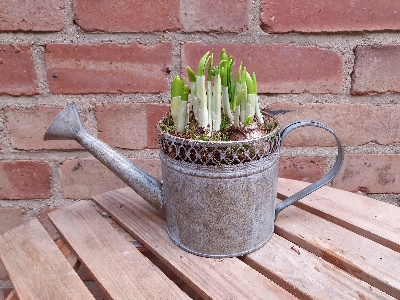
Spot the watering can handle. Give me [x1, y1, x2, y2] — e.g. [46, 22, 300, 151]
[274, 120, 344, 219]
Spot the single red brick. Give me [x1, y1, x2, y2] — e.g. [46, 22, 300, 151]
[73, 0, 181, 32]
[261, 0, 400, 33]
[0, 44, 39, 96]
[96, 103, 170, 149]
[60, 158, 162, 199]
[96, 103, 147, 149]
[0, 161, 51, 200]
[146, 103, 170, 149]
[332, 155, 400, 194]
[278, 157, 326, 183]
[352, 45, 400, 95]
[0, 0, 64, 32]
[264, 103, 400, 147]
[44, 42, 172, 94]
[0, 208, 26, 235]
[5, 106, 82, 150]
[182, 43, 342, 94]
[180, 0, 250, 32]
[60, 158, 126, 199]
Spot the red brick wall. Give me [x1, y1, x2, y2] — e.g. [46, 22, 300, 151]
[0, 0, 399, 233]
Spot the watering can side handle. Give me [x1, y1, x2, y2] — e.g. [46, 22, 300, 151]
[274, 120, 344, 220]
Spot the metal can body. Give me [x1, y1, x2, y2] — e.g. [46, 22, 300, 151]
[160, 151, 279, 258]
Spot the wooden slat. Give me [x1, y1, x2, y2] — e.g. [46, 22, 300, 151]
[0, 219, 94, 300]
[49, 201, 190, 300]
[5, 233, 81, 300]
[274, 203, 400, 299]
[244, 234, 394, 299]
[93, 188, 297, 300]
[277, 178, 400, 252]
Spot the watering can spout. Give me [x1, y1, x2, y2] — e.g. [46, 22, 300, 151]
[44, 103, 164, 212]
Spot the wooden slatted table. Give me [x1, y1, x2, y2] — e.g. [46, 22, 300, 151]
[1, 178, 400, 299]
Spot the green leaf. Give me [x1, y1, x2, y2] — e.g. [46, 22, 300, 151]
[220, 49, 228, 63]
[182, 85, 189, 102]
[171, 76, 182, 98]
[227, 58, 235, 105]
[197, 51, 210, 76]
[246, 71, 255, 94]
[187, 66, 196, 82]
[236, 62, 243, 83]
[212, 65, 220, 76]
[207, 54, 214, 81]
[219, 59, 227, 72]
[220, 66, 227, 86]
[244, 115, 253, 126]
[229, 76, 235, 109]
[241, 67, 247, 85]
[236, 89, 244, 107]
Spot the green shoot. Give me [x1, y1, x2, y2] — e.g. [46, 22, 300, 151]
[246, 71, 255, 94]
[187, 66, 196, 82]
[251, 72, 264, 124]
[196, 52, 209, 127]
[220, 49, 228, 63]
[244, 115, 253, 126]
[197, 51, 210, 76]
[240, 67, 248, 123]
[171, 76, 184, 98]
[207, 54, 214, 81]
[236, 63, 243, 84]
[182, 85, 189, 102]
[171, 49, 264, 135]
[207, 54, 214, 129]
[236, 89, 244, 108]
[170, 76, 188, 132]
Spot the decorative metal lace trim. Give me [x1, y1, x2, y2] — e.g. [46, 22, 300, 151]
[158, 129, 281, 166]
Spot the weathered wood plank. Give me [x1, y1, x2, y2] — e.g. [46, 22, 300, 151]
[277, 178, 400, 252]
[4, 233, 80, 300]
[49, 201, 190, 300]
[274, 203, 400, 299]
[93, 188, 297, 300]
[244, 234, 393, 299]
[0, 219, 94, 300]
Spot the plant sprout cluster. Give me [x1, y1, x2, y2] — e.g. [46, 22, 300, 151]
[171, 49, 264, 133]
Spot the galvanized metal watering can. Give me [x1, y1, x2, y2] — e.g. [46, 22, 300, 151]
[44, 103, 343, 258]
